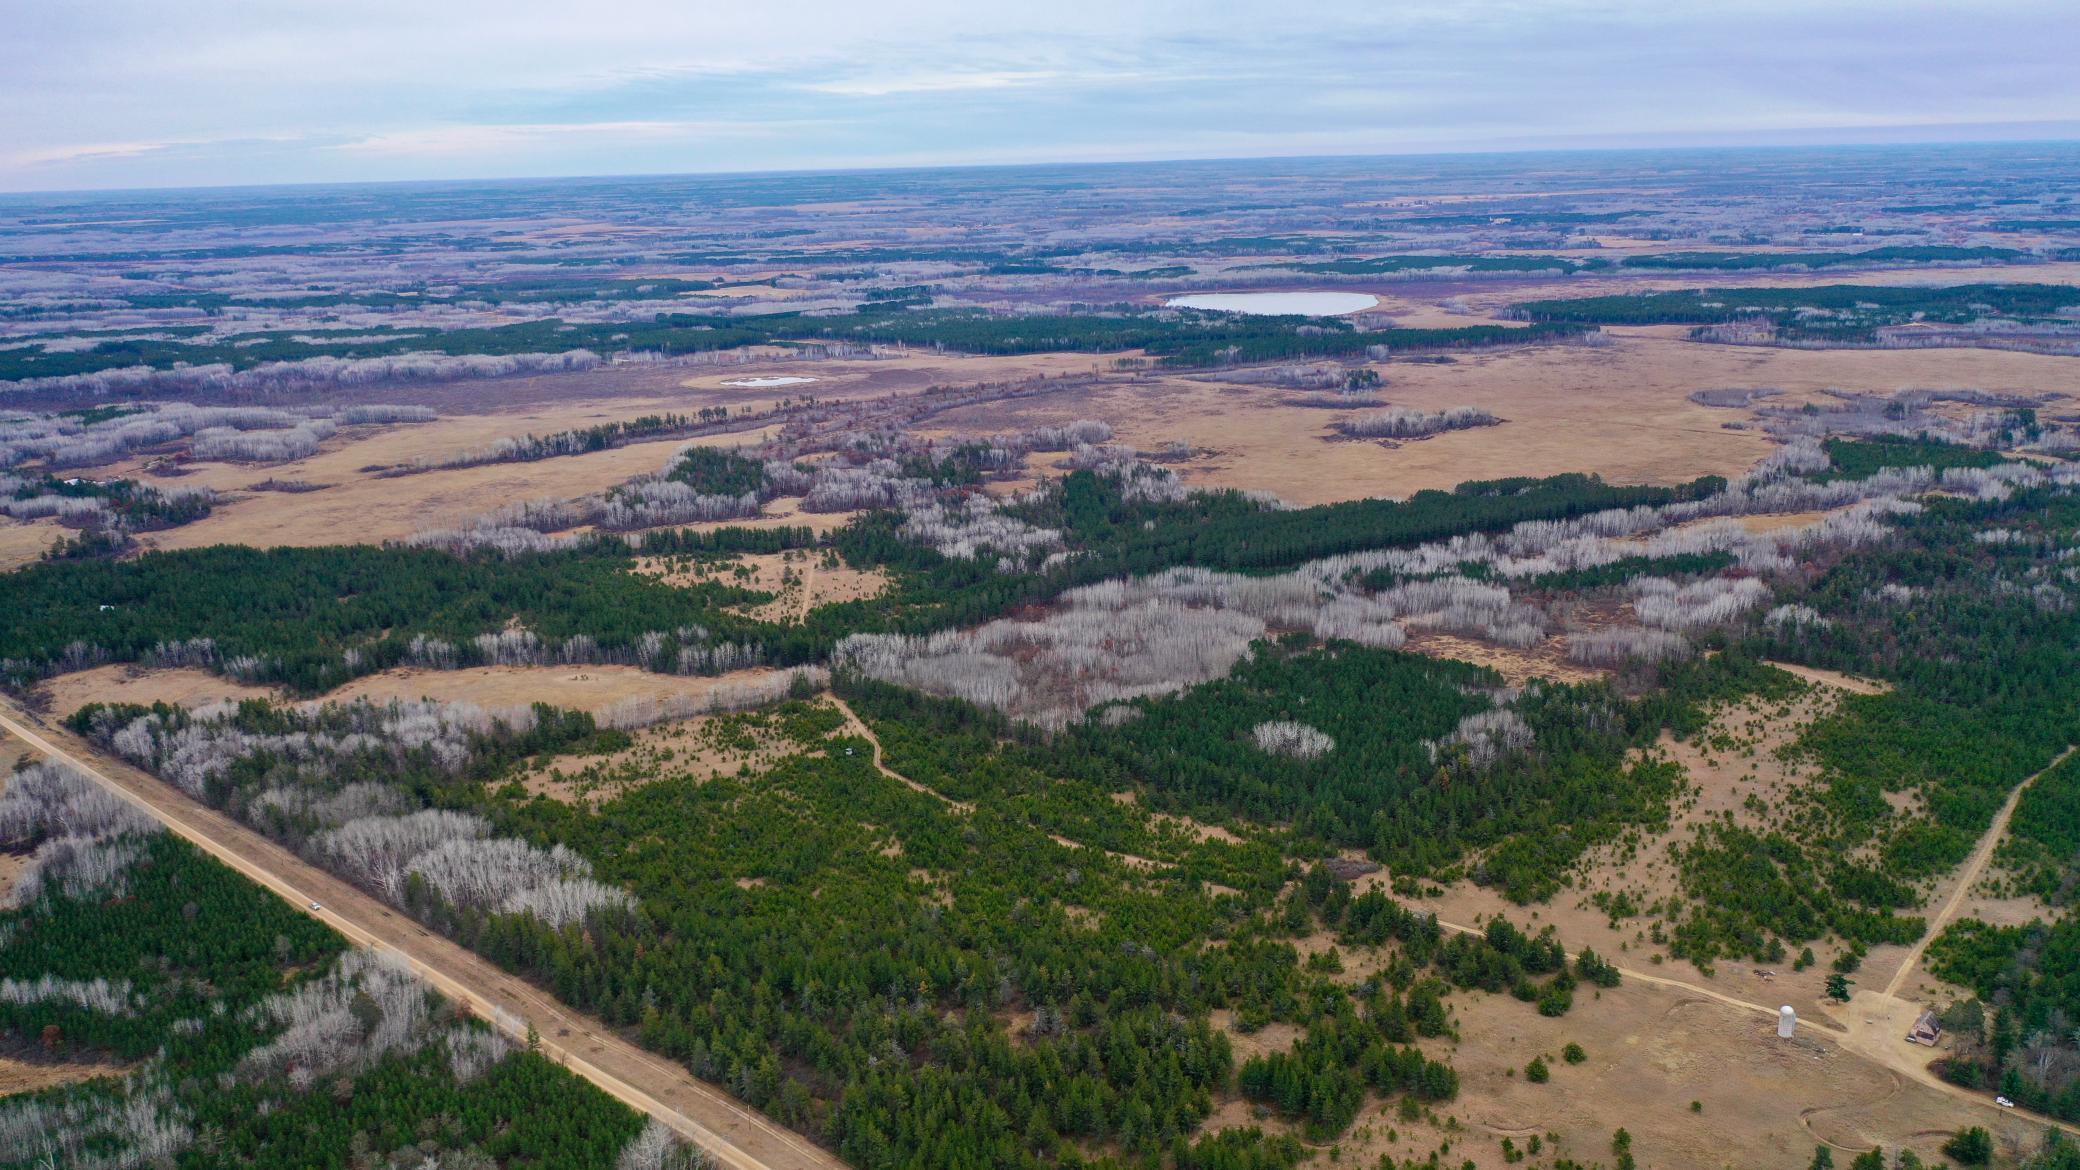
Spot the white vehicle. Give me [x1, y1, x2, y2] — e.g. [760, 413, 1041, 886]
[1996, 1096, 2015, 1108]
[308, 901, 323, 912]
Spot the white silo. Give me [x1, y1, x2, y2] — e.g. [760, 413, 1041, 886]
[1778, 1006, 1797, 1038]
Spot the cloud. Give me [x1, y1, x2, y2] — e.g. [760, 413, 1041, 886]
[1, 1, 2076, 189]
[3, 132, 310, 171]
[327, 120, 796, 158]
[802, 70, 1066, 98]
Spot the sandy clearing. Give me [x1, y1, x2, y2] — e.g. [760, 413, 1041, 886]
[1400, 630, 1607, 686]
[321, 664, 797, 717]
[0, 518, 64, 570]
[1406, 976, 2027, 1170]
[33, 663, 798, 722]
[1212, 922, 2040, 1169]
[516, 705, 815, 803]
[1735, 509, 1836, 534]
[634, 549, 889, 622]
[1383, 683, 1865, 1025]
[624, 495, 859, 538]
[1765, 661, 1892, 695]
[36, 665, 281, 716]
[0, 1054, 131, 1097]
[0, 849, 30, 900]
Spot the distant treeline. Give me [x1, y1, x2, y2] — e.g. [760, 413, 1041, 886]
[1614, 244, 2025, 271]
[1, 306, 1590, 384]
[1250, 255, 1604, 276]
[1509, 283, 2080, 342]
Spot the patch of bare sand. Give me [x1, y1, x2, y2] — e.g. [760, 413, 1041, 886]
[1601, 506, 1840, 549]
[0, 1054, 130, 1096]
[1766, 660, 1892, 696]
[0, 518, 63, 570]
[923, 333, 2079, 507]
[35, 662, 805, 726]
[632, 494, 860, 538]
[514, 703, 816, 804]
[1151, 811, 1243, 846]
[1943, 890, 2051, 933]
[1393, 978, 2025, 1170]
[633, 549, 888, 622]
[1199, 944, 2017, 1167]
[1046, 832, 1157, 873]
[37, 664, 280, 717]
[1380, 680, 1873, 1022]
[322, 664, 794, 718]
[1207, 1010, 1301, 1065]
[1735, 509, 1833, 533]
[0, 851, 32, 901]
[1402, 630, 1606, 686]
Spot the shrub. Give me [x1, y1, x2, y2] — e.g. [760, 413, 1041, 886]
[1943, 1127, 1992, 1166]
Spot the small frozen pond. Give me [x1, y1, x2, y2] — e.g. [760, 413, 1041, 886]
[1165, 291, 1379, 316]
[720, 375, 819, 388]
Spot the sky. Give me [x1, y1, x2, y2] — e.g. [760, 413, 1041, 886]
[4, 0, 2077, 192]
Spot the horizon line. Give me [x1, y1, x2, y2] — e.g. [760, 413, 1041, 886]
[4, 124, 2079, 201]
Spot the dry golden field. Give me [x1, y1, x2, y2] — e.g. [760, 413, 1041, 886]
[933, 333, 2076, 506]
[34, 662, 800, 721]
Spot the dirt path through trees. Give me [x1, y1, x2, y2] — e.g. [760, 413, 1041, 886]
[826, 694, 974, 813]
[1882, 745, 2077, 998]
[0, 701, 846, 1170]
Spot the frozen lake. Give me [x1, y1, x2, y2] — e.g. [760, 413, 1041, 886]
[719, 375, 819, 388]
[1165, 291, 1379, 316]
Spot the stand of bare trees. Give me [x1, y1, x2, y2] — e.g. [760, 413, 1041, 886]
[0, 400, 436, 471]
[1334, 406, 1499, 440]
[2, 350, 598, 403]
[1427, 708, 1535, 770]
[0, 1083, 190, 1169]
[837, 438, 2080, 724]
[104, 700, 632, 930]
[1251, 720, 1334, 759]
[0, 761, 161, 909]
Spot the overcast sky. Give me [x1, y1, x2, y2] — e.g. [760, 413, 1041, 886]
[4, 0, 2076, 192]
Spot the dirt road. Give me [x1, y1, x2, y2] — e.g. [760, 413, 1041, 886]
[827, 694, 973, 812]
[0, 702, 846, 1170]
[1883, 745, 2076, 997]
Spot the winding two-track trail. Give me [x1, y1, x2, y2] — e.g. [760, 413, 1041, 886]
[0, 700, 845, 1170]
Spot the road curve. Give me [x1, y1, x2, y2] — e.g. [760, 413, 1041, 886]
[0, 701, 847, 1170]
